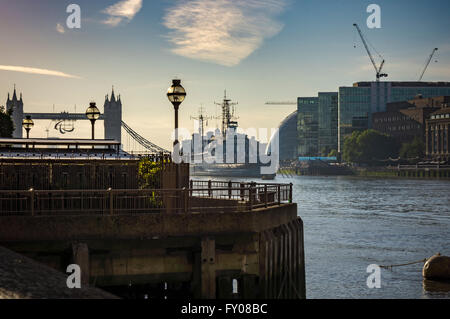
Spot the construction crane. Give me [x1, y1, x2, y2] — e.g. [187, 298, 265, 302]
[418, 48, 438, 81]
[353, 23, 388, 82]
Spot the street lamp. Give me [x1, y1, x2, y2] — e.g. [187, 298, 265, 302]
[85, 102, 100, 140]
[22, 115, 34, 139]
[167, 79, 186, 192]
[167, 79, 186, 145]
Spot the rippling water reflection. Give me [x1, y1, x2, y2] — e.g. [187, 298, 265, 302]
[200, 175, 450, 299]
[287, 175, 450, 299]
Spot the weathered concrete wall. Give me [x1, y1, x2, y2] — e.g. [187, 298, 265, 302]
[0, 204, 297, 241]
[259, 219, 305, 299]
[189, 197, 246, 213]
[0, 204, 305, 299]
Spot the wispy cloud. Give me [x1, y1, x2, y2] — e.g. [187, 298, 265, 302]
[101, 0, 143, 27]
[0, 65, 80, 79]
[56, 23, 65, 34]
[163, 0, 287, 66]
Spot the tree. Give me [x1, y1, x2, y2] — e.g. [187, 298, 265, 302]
[138, 158, 165, 209]
[0, 106, 14, 138]
[320, 146, 331, 157]
[138, 158, 163, 189]
[328, 149, 338, 157]
[400, 137, 424, 162]
[342, 131, 362, 163]
[342, 129, 398, 164]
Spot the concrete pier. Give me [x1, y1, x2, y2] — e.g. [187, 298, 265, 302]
[0, 201, 305, 299]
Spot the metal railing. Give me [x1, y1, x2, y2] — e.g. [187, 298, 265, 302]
[0, 181, 293, 216]
[189, 180, 292, 207]
[390, 164, 450, 170]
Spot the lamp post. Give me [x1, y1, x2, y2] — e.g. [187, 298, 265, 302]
[167, 79, 186, 192]
[85, 102, 100, 141]
[22, 115, 34, 139]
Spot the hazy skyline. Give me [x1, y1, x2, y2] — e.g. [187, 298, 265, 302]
[1, 0, 449, 149]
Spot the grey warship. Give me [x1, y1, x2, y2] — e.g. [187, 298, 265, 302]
[185, 92, 276, 179]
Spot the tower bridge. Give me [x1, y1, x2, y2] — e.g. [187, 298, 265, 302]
[5, 86, 169, 154]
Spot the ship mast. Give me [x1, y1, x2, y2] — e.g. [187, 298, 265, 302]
[214, 90, 238, 137]
[190, 106, 212, 138]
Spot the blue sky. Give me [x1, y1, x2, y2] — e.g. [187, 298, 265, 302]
[0, 0, 449, 148]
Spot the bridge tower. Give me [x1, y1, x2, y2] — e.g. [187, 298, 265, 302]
[103, 87, 122, 144]
[6, 85, 24, 138]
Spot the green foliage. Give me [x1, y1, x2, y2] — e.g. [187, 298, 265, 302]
[328, 149, 337, 157]
[342, 131, 361, 163]
[319, 146, 330, 157]
[138, 158, 165, 208]
[138, 158, 162, 189]
[342, 129, 399, 164]
[0, 106, 14, 138]
[400, 137, 424, 162]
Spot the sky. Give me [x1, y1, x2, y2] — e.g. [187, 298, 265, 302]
[0, 0, 449, 149]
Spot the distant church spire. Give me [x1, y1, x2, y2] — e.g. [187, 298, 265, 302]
[111, 86, 116, 102]
[12, 84, 17, 101]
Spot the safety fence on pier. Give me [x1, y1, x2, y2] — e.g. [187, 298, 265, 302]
[0, 180, 293, 216]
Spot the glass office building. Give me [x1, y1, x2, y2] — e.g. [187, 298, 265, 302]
[297, 97, 319, 157]
[338, 82, 450, 152]
[278, 111, 298, 161]
[318, 92, 338, 155]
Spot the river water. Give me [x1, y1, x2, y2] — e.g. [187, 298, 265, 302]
[198, 175, 450, 299]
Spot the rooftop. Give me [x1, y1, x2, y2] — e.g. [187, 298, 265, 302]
[352, 81, 450, 88]
[430, 107, 450, 117]
[0, 138, 120, 146]
[0, 138, 137, 160]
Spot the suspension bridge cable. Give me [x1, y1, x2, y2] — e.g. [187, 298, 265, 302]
[121, 121, 170, 154]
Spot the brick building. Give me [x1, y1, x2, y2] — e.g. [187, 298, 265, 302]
[372, 96, 449, 145]
[426, 104, 450, 161]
